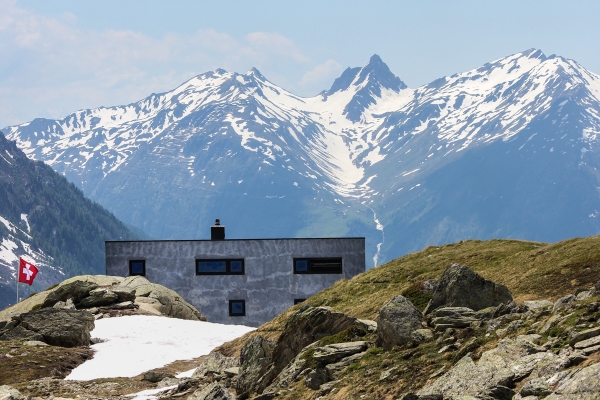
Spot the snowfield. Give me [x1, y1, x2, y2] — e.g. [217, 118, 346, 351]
[65, 315, 254, 381]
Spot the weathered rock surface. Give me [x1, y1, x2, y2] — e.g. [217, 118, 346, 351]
[376, 296, 423, 349]
[0, 308, 94, 347]
[545, 362, 600, 398]
[424, 263, 513, 314]
[312, 341, 368, 364]
[431, 307, 480, 331]
[570, 326, 600, 347]
[0, 385, 27, 400]
[188, 382, 236, 400]
[120, 276, 205, 321]
[77, 288, 119, 308]
[192, 352, 239, 378]
[236, 335, 275, 397]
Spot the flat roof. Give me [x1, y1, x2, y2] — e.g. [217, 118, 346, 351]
[106, 237, 365, 243]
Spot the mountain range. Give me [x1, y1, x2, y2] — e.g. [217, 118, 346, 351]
[4, 48, 600, 266]
[0, 132, 137, 310]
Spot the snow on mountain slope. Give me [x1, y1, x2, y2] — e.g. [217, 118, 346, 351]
[5, 49, 600, 265]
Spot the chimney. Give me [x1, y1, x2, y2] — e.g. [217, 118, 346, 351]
[211, 219, 225, 241]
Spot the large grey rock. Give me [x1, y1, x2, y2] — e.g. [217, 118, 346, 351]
[264, 342, 319, 392]
[552, 295, 575, 313]
[188, 382, 236, 400]
[0, 385, 27, 400]
[424, 264, 513, 314]
[254, 306, 360, 394]
[523, 300, 553, 311]
[545, 362, 600, 398]
[236, 335, 275, 397]
[312, 341, 368, 364]
[0, 308, 94, 347]
[376, 296, 423, 349]
[431, 307, 480, 331]
[570, 326, 600, 347]
[121, 276, 205, 321]
[111, 286, 136, 302]
[77, 288, 119, 308]
[192, 352, 239, 378]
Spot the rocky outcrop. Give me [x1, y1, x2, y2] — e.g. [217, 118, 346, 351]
[0, 308, 94, 347]
[0, 385, 27, 400]
[192, 352, 239, 378]
[0, 275, 205, 323]
[236, 335, 275, 397]
[188, 382, 236, 400]
[376, 296, 424, 349]
[424, 263, 513, 314]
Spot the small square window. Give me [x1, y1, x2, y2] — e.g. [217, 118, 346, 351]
[196, 259, 244, 275]
[229, 300, 246, 316]
[129, 260, 146, 276]
[293, 258, 342, 274]
[294, 299, 306, 305]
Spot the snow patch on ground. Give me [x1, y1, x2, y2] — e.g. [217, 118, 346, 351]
[65, 315, 254, 381]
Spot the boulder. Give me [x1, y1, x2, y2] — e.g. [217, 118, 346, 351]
[312, 341, 368, 364]
[545, 362, 600, 398]
[0, 308, 94, 347]
[263, 341, 319, 392]
[192, 352, 239, 378]
[0, 385, 27, 400]
[120, 276, 205, 320]
[523, 300, 553, 311]
[188, 382, 236, 400]
[252, 306, 361, 395]
[142, 371, 174, 383]
[236, 335, 275, 397]
[423, 263, 513, 314]
[77, 288, 119, 308]
[305, 368, 329, 390]
[111, 286, 136, 302]
[569, 326, 600, 347]
[431, 307, 480, 331]
[376, 296, 423, 349]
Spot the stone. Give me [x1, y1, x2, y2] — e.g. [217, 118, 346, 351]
[110, 286, 136, 302]
[121, 276, 205, 321]
[304, 368, 329, 390]
[0, 385, 27, 400]
[41, 279, 100, 309]
[312, 341, 368, 364]
[23, 340, 48, 346]
[424, 263, 513, 315]
[192, 352, 239, 378]
[545, 362, 600, 398]
[376, 296, 423, 349]
[417, 355, 514, 399]
[254, 306, 360, 394]
[77, 288, 119, 308]
[356, 319, 378, 333]
[52, 298, 75, 310]
[143, 371, 174, 383]
[0, 325, 44, 342]
[552, 295, 575, 313]
[576, 290, 593, 301]
[0, 308, 94, 347]
[569, 326, 600, 347]
[520, 377, 552, 397]
[107, 301, 136, 310]
[573, 335, 600, 349]
[263, 342, 318, 392]
[188, 382, 236, 400]
[236, 335, 275, 397]
[223, 367, 239, 377]
[410, 329, 434, 343]
[523, 300, 553, 311]
[325, 351, 366, 379]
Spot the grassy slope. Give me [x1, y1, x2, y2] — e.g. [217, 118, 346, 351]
[217, 236, 600, 356]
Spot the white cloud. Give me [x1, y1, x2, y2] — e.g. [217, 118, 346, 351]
[300, 59, 343, 87]
[0, 1, 319, 127]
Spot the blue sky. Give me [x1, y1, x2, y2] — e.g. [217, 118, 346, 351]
[1, 0, 599, 127]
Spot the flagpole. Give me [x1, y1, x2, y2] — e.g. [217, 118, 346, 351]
[15, 264, 19, 304]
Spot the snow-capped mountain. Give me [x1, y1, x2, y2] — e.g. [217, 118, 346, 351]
[6, 49, 600, 266]
[0, 132, 137, 310]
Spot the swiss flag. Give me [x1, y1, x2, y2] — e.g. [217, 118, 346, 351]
[18, 258, 39, 286]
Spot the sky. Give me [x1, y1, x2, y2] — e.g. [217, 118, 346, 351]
[1, 0, 599, 127]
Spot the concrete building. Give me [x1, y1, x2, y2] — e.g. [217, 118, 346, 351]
[105, 221, 365, 326]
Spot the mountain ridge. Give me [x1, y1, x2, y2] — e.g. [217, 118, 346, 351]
[5, 49, 600, 266]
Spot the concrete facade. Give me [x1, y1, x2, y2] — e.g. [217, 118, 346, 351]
[105, 238, 365, 327]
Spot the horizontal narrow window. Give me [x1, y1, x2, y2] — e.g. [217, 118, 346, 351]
[129, 260, 146, 276]
[293, 258, 343, 274]
[196, 259, 245, 275]
[294, 298, 307, 305]
[229, 300, 246, 316]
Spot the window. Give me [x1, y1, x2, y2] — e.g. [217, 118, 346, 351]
[196, 259, 244, 275]
[229, 300, 246, 316]
[129, 260, 146, 276]
[294, 298, 307, 305]
[294, 258, 343, 274]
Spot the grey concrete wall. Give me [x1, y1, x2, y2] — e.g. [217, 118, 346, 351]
[105, 238, 365, 327]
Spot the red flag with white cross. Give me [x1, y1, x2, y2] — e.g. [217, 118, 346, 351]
[18, 258, 38, 286]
